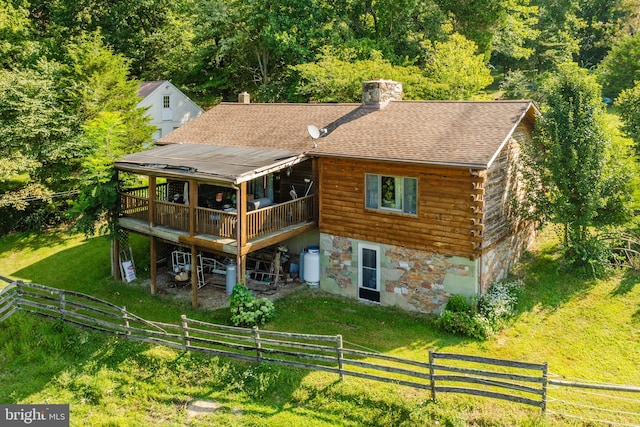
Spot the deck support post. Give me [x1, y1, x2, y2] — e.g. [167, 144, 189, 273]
[236, 182, 248, 283]
[191, 244, 198, 307]
[149, 176, 156, 226]
[150, 236, 157, 295]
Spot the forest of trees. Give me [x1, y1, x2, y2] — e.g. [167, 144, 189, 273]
[1, 0, 640, 252]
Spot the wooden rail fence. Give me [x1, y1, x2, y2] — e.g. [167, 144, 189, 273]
[1, 278, 638, 420]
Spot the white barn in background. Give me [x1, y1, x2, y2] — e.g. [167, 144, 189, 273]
[137, 80, 204, 141]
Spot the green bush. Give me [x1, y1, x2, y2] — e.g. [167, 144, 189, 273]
[437, 282, 523, 339]
[229, 283, 275, 327]
[562, 236, 613, 278]
[444, 294, 472, 313]
[435, 310, 489, 340]
[478, 279, 523, 327]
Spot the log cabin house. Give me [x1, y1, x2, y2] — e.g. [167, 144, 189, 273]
[114, 80, 538, 312]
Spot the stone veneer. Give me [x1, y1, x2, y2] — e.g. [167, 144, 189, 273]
[318, 233, 480, 314]
[480, 224, 536, 293]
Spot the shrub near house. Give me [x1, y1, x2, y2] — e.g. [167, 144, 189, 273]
[229, 284, 275, 327]
[436, 280, 523, 339]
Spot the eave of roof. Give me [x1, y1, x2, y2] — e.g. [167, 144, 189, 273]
[115, 144, 306, 185]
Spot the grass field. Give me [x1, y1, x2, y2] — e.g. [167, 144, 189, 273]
[1, 227, 639, 426]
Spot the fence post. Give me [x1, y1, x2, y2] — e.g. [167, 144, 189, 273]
[541, 361, 548, 414]
[429, 350, 436, 402]
[122, 306, 131, 336]
[59, 291, 66, 320]
[337, 334, 344, 381]
[181, 315, 190, 350]
[16, 281, 23, 311]
[253, 326, 262, 363]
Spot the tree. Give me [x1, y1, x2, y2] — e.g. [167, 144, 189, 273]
[25, 0, 186, 77]
[292, 48, 433, 102]
[530, 0, 584, 73]
[520, 62, 632, 272]
[66, 33, 153, 147]
[491, 1, 540, 66]
[293, 35, 493, 104]
[597, 32, 640, 98]
[0, 60, 85, 233]
[436, 0, 538, 61]
[64, 34, 154, 235]
[0, 0, 40, 68]
[0, 63, 81, 211]
[616, 81, 640, 146]
[575, 0, 640, 68]
[422, 32, 494, 99]
[69, 112, 129, 236]
[435, 0, 507, 56]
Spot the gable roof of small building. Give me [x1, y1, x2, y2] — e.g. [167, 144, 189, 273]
[137, 80, 204, 112]
[157, 99, 536, 169]
[138, 81, 166, 98]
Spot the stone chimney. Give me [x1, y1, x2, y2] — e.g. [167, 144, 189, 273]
[362, 80, 402, 109]
[238, 91, 250, 104]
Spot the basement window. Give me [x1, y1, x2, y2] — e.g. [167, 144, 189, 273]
[365, 174, 417, 215]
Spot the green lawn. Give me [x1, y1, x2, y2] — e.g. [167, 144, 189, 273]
[1, 227, 639, 426]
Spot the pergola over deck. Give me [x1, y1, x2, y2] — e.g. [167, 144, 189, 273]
[114, 143, 318, 307]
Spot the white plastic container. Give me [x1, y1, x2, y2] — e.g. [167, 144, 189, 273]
[303, 247, 320, 287]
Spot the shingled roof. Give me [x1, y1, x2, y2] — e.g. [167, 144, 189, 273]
[137, 81, 165, 98]
[158, 99, 536, 169]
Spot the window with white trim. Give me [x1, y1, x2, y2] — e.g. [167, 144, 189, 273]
[162, 94, 173, 121]
[365, 174, 417, 214]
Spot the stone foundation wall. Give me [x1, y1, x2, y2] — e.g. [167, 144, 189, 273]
[319, 233, 479, 314]
[481, 224, 536, 291]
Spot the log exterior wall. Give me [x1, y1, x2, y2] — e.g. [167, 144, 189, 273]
[318, 158, 485, 259]
[480, 123, 536, 291]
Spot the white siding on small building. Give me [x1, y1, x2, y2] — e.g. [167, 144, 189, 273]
[137, 81, 204, 141]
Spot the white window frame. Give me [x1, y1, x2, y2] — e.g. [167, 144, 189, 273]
[161, 94, 173, 121]
[358, 243, 380, 302]
[365, 174, 417, 215]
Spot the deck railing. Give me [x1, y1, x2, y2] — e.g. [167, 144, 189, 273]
[154, 200, 190, 231]
[120, 193, 149, 221]
[196, 207, 238, 238]
[124, 183, 168, 200]
[246, 195, 314, 239]
[118, 191, 314, 240]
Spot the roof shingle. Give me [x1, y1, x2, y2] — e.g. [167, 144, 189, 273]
[157, 100, 535, 168]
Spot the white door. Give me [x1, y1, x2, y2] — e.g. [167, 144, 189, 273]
[162, 94, 173, 121]
[358, 244, 380, 302]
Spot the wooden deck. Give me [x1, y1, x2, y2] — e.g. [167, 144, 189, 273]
[119, 190, 317, 255]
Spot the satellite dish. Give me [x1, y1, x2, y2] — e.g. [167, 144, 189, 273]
[307, 125, 320, 139]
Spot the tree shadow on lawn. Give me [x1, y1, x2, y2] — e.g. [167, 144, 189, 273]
[0, 229, 76, 258]
[222, 378, 422, 426]
[513, 247, 600, 314]
[270, 289, 477, 355]
[0, 313, 319, 425]
[0, 313, 150, 404]
[10, 241, 230, 325]
[610, 269, 640, 296]
[11, 239, 112, 290]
